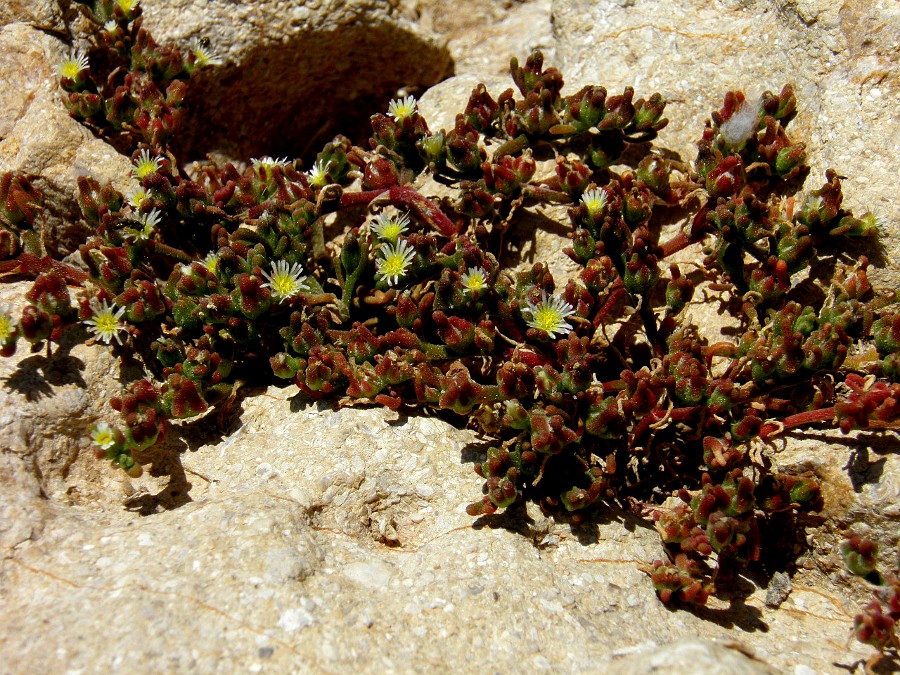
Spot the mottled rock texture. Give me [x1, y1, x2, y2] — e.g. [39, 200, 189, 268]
[141, 0, 452, 161]
[0, 23, 131, 257]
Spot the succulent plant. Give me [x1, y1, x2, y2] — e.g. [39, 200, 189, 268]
[0, 1, 897, 654]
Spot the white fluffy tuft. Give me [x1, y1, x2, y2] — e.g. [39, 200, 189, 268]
[718, 96, 762, 147]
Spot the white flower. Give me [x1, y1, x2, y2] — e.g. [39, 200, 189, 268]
[306, 159, 328, 187]
[85, 299, 128, 345]
[90, 422, 117, 450]
[188, 37, 223, 67]
[125, 184, 150, 209]
[103, 20, 119, 34]
[420, 133, 444, 159]
[581, 188, 607, 217]
[0, 306, 16, 342]
[261, 260, 307, 301]
[251, 156, 289, 171]
[375, 239, 416, 286]
[388, 95, 417, 122]
[460, 267, 488, 295]
[132, 149, 162, 179]
[57, 52, 89, 79]
[370, 211, 410, 242]
[123, 209, 161, 241]
[115, 0, 140, 16]
[803, 195, 823, 211]
[523, 291, 575, 338]
[856, 212, 888, 237]
[201, 253, 220, 275]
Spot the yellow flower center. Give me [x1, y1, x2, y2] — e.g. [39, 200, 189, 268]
[94, 313, 120, 335]
[379, 222, 405, 240]
[203, 255, 219, 275]
[531, 306, 564, 333]
[380, 253, 408, 277]
[464, 272, 486, 291]
[134, 160, 158, 179]
[0, 314, 13, 341]
[271, 272, 298, 296]
[60, 61, 83, 79]
[94, 428, 115, 447]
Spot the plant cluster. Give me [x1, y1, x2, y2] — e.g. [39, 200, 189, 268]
[842, 532, 900, 657]
[1, 1, 898, 656]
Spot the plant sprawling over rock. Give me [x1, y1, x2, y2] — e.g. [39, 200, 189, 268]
[1, 0, 897, 654]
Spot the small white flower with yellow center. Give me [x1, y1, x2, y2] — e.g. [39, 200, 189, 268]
[90, 422, 117, 450]
[523, 291, 575, 338]
[371, 211, 410, 242]
[420, 133, 444, 159]
[57, 52, 89, 80]
[460, 267, 488, 295]
[132, 149, 162, 179]
[103, 20, 119, 34]
[803, 195, 823, 211]
[261, 260, 307, 302]
[201, 253, 220, 275]
[85, 299, 128, 345]
[115, 0, 140, 17]
[123, 209, 161, 241]
[388, 95, 417, 122]
[188, 37, 223, 67]
[581, 188, 607, 218]
[0, 307, 16, 342]
[306, 159, 328, 187]
[856, 212, 888, 237]
[125, 184, 150, 209]
[375, 239, 416, 286]
[251, 156, 289, 171]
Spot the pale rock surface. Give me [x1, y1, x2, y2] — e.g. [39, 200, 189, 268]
[0, 0, 65, 33]
[0, 24, 132, 257]
[416, 0, 555, 77]
[1, 1, 899, 674]
[0, 342, 881, 672]
[140, 0, 452, 161]
[608, 639, 777, 674]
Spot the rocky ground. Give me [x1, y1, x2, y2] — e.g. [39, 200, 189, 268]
[0, 0, 898, 672]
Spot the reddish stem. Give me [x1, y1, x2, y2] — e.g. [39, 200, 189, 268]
[339, 188, 388, 208]
[659, 230, 703, 258]
[631, 405, 701, 445]
[0, 254, 89, 285]
[602, 379, 627, 393]
[389, 185, 458, 237]
[592, 285, 630, 328]
[759, 406, 835, 438]
[337, 185, 458, 237]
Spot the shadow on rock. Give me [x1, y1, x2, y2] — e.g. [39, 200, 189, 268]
[681, 596, 769, 634]
[3, 348, 86, 401]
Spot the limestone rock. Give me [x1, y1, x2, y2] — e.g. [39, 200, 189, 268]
[608, 639, 777, 675]
[0, 24, 132, 257]
[0, 360, 879, 672]
[140, 0, 453, 162]
[0, 285, 884, 672]
[417, 0, 554, 77]
[0, 0, 65, 33]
